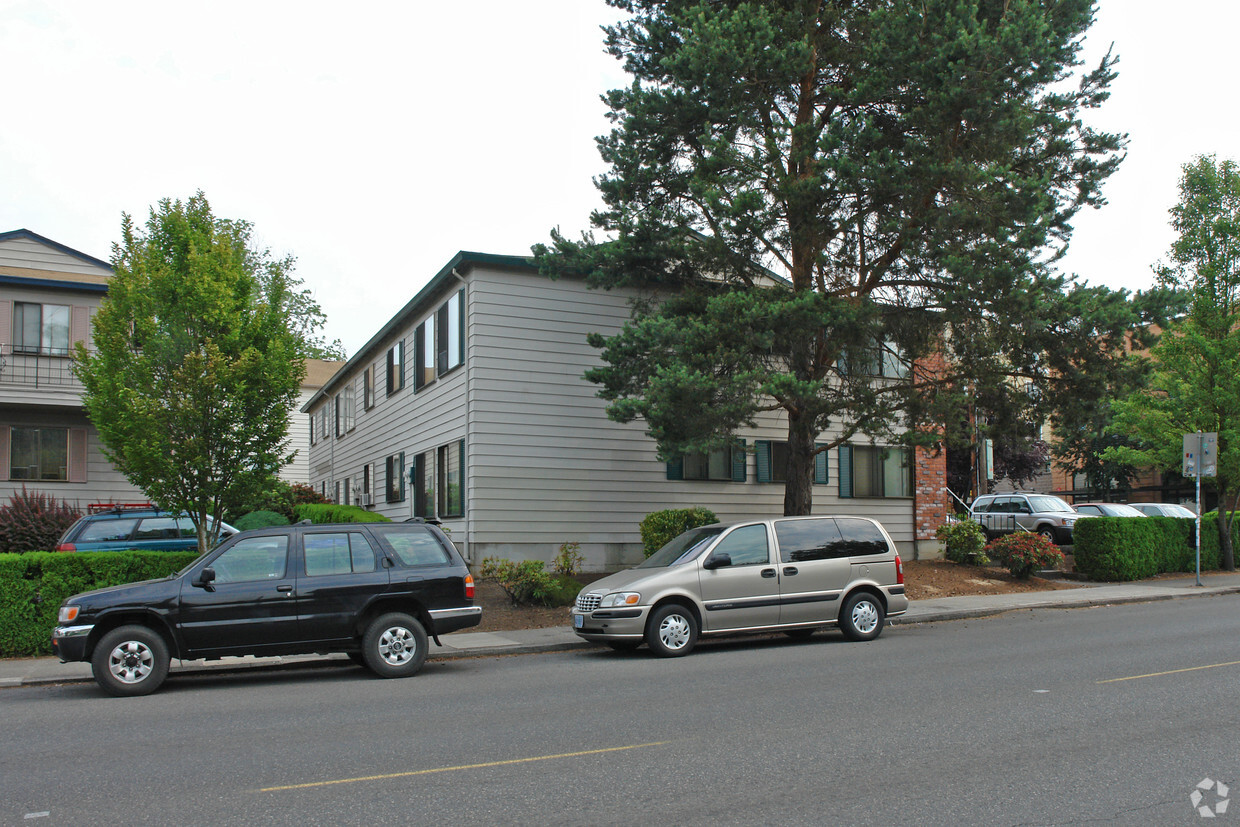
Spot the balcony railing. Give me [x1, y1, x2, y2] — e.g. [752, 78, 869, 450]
[0, 344, 88, 390]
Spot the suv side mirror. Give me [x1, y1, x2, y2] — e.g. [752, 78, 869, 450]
[194, 567, 217, 589]
[703, 552, 732, 571]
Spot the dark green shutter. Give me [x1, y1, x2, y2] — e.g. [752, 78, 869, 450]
[458, 438, 466, 516]
[838, 445, 852, 498]
[814, 442, 828, 485]
[732, 439, 747, 482]
[666, 456, 683, 480]
[412, 454, 425, 517]
[756, 441, 772, 483]
[399, 451, 406, 502]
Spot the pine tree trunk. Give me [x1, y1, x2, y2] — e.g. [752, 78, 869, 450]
[1220, 494, 1237, 571]
[783, 411, 816, 516]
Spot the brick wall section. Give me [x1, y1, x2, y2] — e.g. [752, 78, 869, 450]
[914, 445, 948, 542]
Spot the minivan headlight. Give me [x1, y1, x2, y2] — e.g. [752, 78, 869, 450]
[600, 592, 641, 608]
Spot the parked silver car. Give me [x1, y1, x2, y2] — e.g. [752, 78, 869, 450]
[571, 516, 908, 657]
[970, 493, 1081, 544]
[1128, 502, 1197, 518]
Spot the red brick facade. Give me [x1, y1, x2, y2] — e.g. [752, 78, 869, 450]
[914, 445, 949, 547]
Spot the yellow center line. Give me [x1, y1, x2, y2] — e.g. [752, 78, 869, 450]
[259, 741, 670, 792]
[1097, 659, 1240, 684]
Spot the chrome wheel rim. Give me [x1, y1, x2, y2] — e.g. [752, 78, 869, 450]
[658, 614, 691, 650]
[377, 626, 417, 666]
[108, 640, 155, 684]
[851, 600, 880, 635]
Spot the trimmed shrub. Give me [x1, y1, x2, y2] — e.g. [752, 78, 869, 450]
[640, 506, 719, 558]
[935, 519, 988, 565]
[0, 551, 198, 657]
[293, 503, 392, 524]
[479, 557, 578, 607]
[0, 486, 82, 554]
[1198, 512, 1237, 571]
[1073, 516, 1203, 581]
[234, 510, 291, 531]
[985, 533, 1064, 579]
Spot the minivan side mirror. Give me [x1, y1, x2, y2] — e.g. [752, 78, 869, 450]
[194, 567, 217, 589]
[703, 552, 732, 571]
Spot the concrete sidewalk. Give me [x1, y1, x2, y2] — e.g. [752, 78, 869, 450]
[5, 571, 1239, 689]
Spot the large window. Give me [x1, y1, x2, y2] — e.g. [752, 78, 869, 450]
[10, 426, 68, 481]
[839, 445, 911, 498]
[669, 442, 746, 482]
[437, 439, 463, 518]
[363, 366, 374, 411]
[436, 289, 464, 375]
[413, 450, 435, 518]
[415, 315, 435, 390]
[755, 441, 828, 485]
[385, 452, 405, 503]
[386, 339, 405, 395]
[335, 384, 355, 437]
[13, 302, 70, 355]
[841, 339, 909, 379]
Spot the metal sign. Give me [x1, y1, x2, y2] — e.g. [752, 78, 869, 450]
[1183, 432, 1218, 478]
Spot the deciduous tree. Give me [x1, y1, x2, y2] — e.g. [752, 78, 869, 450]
[75, 193, 312, 551]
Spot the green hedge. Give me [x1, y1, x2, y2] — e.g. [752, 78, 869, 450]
[1073, 516, 1216, 581]
[0, 551, 199, 658]
[639, 506, 719, 558]
[233, 509, 291, 531]
[293, 503, 392, 524]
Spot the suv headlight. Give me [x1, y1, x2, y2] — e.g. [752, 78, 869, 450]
[600, 592, 641, 608]
[58, 605, 80, 624]
[1063, 517, 1076, 526]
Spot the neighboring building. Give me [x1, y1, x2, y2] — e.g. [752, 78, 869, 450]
[283, 358, 343, 485]
[301, 251, 948, 570]
[1, 227, 338, 507]
[0, 229, 146, 507]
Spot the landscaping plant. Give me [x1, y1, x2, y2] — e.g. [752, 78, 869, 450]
[985, 533, 1064, 579]
[479, 557, 579, 608]
[935, 519, 988, 566]
[553, 541, 584, 577]
[0, 486, 82, 554]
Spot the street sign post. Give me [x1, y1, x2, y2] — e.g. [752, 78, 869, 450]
[1182, 432, 1217, 587]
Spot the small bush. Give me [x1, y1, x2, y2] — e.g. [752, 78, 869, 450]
[293, 503, 392, 524]
[233, 510, 291, 531]
[553, 541, 584, 577]
[640, 506, 719, 558]
[985, 533, 1064, 579]
[935, 519, 988, 565]
[0, 486, 82, 553]
[479, 557, 579, 607]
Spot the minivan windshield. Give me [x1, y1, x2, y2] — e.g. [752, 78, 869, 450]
[638, 525, 726, 568]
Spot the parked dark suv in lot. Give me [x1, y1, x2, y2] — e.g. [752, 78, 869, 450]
[52, 521, 481, 696]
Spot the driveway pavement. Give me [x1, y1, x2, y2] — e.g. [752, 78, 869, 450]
[5, 571, 1239, 689]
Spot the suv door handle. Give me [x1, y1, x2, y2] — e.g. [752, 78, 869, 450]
[783, 567, 798, 576]
[761, 568, 777, 578]
[277, 584, 293, 593]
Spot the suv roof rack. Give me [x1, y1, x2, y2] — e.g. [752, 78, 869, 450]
[87, 502, 158, 515]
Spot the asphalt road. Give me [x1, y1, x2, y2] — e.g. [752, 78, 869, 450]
[3, 595, 1239, 826]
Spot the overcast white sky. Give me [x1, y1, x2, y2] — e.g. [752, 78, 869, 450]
[2, 1, 1237, 355]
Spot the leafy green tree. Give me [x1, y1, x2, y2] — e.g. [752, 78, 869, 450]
[75, 193, 311, 552]
[1107, 156, 1240, 570]
[535, 0, 1123, 515]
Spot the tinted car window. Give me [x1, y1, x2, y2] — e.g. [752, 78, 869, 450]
[711, 524, 769, 566]
[212, 536, 289, 583]
[835, 517, 889, 556]
[372, 526, 450, 567]
[639, 525, 726, 568]
[136, 517, 180, 540]
[776, 518, 845, 562]
[1076, 505, 1101, 515]
[78, 518, 139, 543]
[304, 532, 377, 576]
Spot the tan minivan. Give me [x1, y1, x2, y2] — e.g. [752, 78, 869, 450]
[572, 515, 908, 656]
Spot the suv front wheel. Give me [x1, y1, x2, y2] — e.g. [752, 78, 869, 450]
[91, 625, 170, 697]
[361, 613, 428, 678]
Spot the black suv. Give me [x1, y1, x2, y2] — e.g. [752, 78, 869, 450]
[52, 521, 481, 696]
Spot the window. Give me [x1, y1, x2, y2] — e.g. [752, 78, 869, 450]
[335, 384, 355, 437]
[135, 517, 180, 541]
[415, 316, 435, 390]
[386, 339, 405, 395]
[437, 439, 463, 518]
[79, 518, 139, 543]
[371, 525, 451, 567]
[319, 407, 329, 442]
[667, 441, 746, 482]
[755, 441, 828, 484]
[343, 476, 352, 506]
[841, 339, 909, 379]
[13, 302, 70, 355]
[210, 536, 288, 584]
[386, 452, 406, 503]
[362, 464, 371, 503]
[838, 445, 911, 498]
[776, 518, 845, 562]
[711, 524, 770, 566]
[436, 289, 464, 375]
[334, 480, 341, 504]
[309, 413, 317, 446]
[303, 532, 377, 577]
[9, 426, 68, 481]
[363, 366, 374, 411]
[834, 517, 889, 556]
[335, 395, 343, 437]
[413, 451, 435, 518]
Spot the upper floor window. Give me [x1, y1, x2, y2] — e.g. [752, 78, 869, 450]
[387, 339, 405, 395]
[363, 365, 374, 411]
[415, 315, 435, 390]
[436, 289, 464, 375]
[14, 302, 70, 355]
[841, 339, 909, 379]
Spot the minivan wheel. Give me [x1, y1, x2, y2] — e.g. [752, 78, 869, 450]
[839, 592, 885, 642]
[91, 625, 170, 697]
[645, 604, 698, 657]
[361, 613, 428, 678]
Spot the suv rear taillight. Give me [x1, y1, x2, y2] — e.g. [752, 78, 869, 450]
[464, 573, 475, 599]
[895, 553, 904, 584]
[55, 543, 76, 552]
